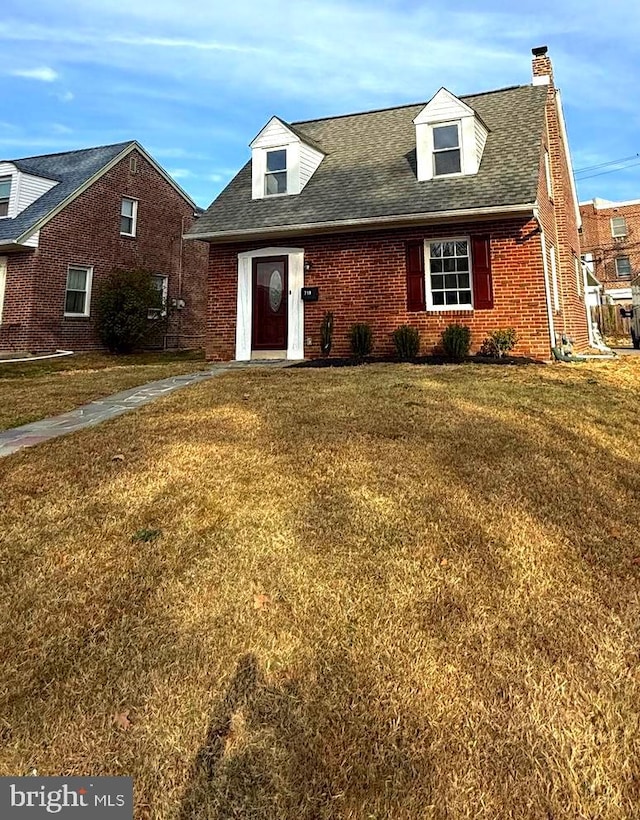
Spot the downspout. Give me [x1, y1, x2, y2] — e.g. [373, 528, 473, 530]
[533, 207, 556, 353]
[177, 215, 185, 350]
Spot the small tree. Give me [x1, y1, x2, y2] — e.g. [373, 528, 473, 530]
[96, 268, 165, 354]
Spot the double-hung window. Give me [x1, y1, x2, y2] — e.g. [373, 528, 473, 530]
[426, 239, 472, 308]
[120, 197, 138, 236]
[64, 265, 92, 316]
[432, 124, 461, 176]
[611, 216, 627, 238]
[0, 177, 11, 218]
[615, 256, 631, 277]
[264, 149, 287, 195]
[148, 274, 168, 319]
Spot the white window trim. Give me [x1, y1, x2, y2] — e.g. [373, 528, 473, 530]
[615, 256, 631, 277]
[424, 236, 474, 311]
[431, 121, 463, 179]
[611, 216, 627, 238]
[64, 264, 93, 318]
[120, 197, 138, 237]
[264, 148, 288, 197]
[0, 176, 11, 219]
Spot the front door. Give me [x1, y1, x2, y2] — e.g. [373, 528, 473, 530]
[252, 257, 288, 350]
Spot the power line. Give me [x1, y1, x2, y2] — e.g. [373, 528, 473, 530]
[576, 158, 640, 181]
[575, 153, 639, 175]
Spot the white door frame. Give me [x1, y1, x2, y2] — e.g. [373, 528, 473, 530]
[236, 247, 304, 360]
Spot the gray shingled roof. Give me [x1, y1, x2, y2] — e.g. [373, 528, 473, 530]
[0, 141, 133, 244]
[192, 84, 548, 241]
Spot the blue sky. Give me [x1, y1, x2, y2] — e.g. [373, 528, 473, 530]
[1, 0, 639, 209]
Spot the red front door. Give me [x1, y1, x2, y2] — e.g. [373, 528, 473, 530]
[252, 257, 288, 350]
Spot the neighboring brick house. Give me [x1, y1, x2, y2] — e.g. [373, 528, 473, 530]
[0, 141, 208, 353]
[579, 197, 640, 305]
[188, 47, 589, 362]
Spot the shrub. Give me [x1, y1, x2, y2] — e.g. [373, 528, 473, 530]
[349, 322, 373, 360]
[95, 269, 165, 354]
[479, 328, 518, 358]
[392, 325, 420, 360]
[441, 324, 471, 360]
[320, 311, 334, 357]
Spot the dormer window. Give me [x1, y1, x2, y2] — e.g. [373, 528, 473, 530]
[413, 88, 488, 183]
[0, 177, 11, 218]
[265, 149, 287, 196]
[433, 124, 461, 176]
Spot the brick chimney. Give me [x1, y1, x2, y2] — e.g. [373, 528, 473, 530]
[532, 45, 553, 87]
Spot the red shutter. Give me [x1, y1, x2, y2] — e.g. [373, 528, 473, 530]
[472, 235, 493, 310]
[406, 241, 425, 311]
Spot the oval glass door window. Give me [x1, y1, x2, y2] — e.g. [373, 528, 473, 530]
[269, 269, 283, 312]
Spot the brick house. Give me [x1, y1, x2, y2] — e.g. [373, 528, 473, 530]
[188, 47, 589, 362]
[579, 197, 640, 305]
[0, 141, 208, 353]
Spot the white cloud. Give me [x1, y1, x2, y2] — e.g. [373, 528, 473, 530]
[57, 90, 74, 102]
[10, 66, 58, 82]
[168, 168, 192, 179]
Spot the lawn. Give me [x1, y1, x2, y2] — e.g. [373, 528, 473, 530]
[1, 359, 639, 819]
[0, 350, 206, 431]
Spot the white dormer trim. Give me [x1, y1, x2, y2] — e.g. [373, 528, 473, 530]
[250, 116, 323, 200]
[413, 88, 488, 182]
[0, 162, 58, 221]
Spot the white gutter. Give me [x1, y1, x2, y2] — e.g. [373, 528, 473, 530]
[185, 202, 535, 242]
[534, 208, 556, 350]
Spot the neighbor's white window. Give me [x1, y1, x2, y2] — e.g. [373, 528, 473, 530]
[432, 123, 461, 176]
[120, 197, 138, 236]
[264, 149, 287, 196]
[64, 265, 93, 316]
[611, 216, 627, 238]
[0, 177, 11, 218]
[426, 239, 472, 309]
[148, 274, 168, 319]
[615, 256, 631, 277]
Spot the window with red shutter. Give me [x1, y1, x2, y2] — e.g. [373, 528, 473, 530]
[471, 235, 493, 310]
[406, 241, 425, 311]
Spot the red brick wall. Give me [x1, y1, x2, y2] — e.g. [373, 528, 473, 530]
[206, 217, 554, 361]
[579, 200, 640, 297]
[0, 148, 208, 353]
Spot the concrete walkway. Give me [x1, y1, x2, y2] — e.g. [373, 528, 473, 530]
[0, 360, 291, 458]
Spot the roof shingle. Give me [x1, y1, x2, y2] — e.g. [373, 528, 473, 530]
[192, 84, 548, 241]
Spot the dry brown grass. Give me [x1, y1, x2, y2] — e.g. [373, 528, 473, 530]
[1, 359, 639, 819]
[0, 350, 205, 431]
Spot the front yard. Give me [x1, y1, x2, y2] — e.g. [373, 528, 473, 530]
[0, 350, 205, 431]
[1, 360, 639, 818]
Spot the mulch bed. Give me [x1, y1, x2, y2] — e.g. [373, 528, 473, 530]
[292, 354, 541, 368]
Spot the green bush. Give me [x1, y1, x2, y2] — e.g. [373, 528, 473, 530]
[95, 269, 166, 354]
[392, 325, 420, 360]
[349, 322, 373, 359]
[479, 328, 518, 358]
[441, 324, 471, 360]
[320, 311, 334, 357]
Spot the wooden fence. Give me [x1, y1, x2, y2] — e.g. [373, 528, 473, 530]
[590, 305, 631, 341]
